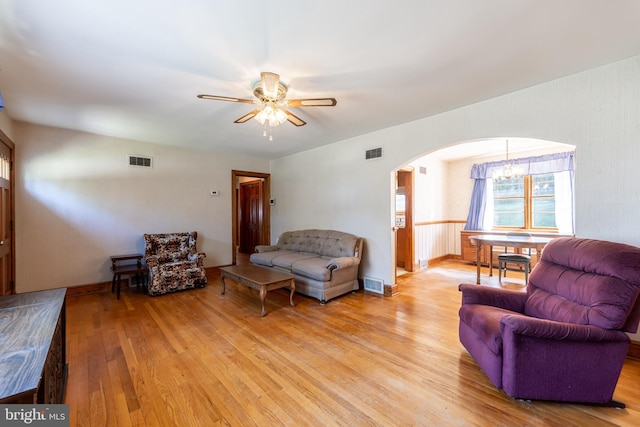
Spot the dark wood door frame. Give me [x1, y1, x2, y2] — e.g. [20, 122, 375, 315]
[0, 129, 15, 295]
[231, 170, 270, 266]
[395, 168, 414, 273]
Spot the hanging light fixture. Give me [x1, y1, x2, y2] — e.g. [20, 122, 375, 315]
[493, 139, 524, 181]
[249, 73, 289, 140]
[253, 101, 288, 141]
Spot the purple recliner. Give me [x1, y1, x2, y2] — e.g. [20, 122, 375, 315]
[458, 237, 640, 406]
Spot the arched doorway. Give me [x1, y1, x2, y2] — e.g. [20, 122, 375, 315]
[392, 137, 575, 279]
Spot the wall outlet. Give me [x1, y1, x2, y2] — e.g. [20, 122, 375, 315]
[210, 190, 219, 196]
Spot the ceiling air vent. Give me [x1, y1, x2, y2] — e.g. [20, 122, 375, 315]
[128, 155, 152, 168]
[365, 147, 383, 161]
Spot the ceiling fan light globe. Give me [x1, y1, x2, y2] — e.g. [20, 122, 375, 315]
[275, 108, 287, 124]
[255, 108, 268, 125]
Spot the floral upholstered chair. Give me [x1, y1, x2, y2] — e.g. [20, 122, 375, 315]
[143, 232, 207, 296]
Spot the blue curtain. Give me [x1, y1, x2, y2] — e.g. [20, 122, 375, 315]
[464, 178, 487, 230]
[464, 151, 574, 231]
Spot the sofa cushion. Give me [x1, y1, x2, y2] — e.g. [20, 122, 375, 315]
[276, 229, 360, 258]
[272, 252, 318, 270]
[291, 257, 332, 282]
[250, 250, 295, 267]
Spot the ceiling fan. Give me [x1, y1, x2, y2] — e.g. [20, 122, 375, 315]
[197, 72, 337, 128]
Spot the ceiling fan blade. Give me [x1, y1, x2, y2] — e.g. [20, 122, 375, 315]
[283, 110, 306, 127]
[197, 94, 256, 104]
[286, 98, 337, 107]
[261, 72, 280, 99]
[234, 110, 261, 124]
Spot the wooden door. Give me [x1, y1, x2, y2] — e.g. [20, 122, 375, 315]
[0, 130, 14, 295]
[239, 180, 263, 254]
[396, 169, 414, 272]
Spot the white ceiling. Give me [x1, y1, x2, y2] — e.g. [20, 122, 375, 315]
[1, 0, 639, 159]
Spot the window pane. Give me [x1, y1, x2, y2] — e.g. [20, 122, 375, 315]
[494, 177, 524, 197]
[532, 174, 554, 196]
[495, 212, 524, 227]
[494, 198, 524, 227]
[533, 198, 556, 228]
[494, 176, 525, 227]
[533, 213, 556, 228]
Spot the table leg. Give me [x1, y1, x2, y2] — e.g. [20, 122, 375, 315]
[289, 279, 295, 307]
[260, 286, 267, 317]
[476, 242, 481, 284]
[220, 275, 227, 295]
[117, 274, 122, 299]
[488, 245, 494, 277]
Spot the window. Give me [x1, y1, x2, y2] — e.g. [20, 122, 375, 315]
[465, 150, 574, 234]
[493, 173, 556, 230]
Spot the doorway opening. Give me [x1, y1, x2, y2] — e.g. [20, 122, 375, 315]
[231, 170, 271, 266]
[391, 137, 575, 280]
[395, 167, 414, 277]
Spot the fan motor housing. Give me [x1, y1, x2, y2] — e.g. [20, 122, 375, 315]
[253, 80, 288, 102]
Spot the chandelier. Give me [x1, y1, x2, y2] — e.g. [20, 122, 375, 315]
[493, 139, 524, 181]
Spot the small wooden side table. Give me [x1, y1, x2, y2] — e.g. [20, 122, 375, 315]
[110, 254, 148, 299]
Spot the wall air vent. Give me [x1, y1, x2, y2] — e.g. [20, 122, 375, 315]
[365, 147, 383, 161]
[128, 155, 152, 168]
[363, 276, 384, 294]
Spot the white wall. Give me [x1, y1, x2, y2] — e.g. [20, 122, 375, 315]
[410, 157, 447, 223]
[270, 55, 640, 290]
[14, 122, 269, 292]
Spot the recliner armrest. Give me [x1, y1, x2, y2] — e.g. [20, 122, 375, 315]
[459, 283, 527, 313]
[327, 257, 360, 270]
[500, 314, 629, 342]
[255, 245, 278, 253]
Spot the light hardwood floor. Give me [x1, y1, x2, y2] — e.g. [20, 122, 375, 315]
[64, 260, 640, 426]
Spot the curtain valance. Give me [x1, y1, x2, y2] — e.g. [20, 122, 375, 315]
[470, 151, 574, 179]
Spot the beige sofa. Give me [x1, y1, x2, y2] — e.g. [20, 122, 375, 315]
[249, 229, 363, 303]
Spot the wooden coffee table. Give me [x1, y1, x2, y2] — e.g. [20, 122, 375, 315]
[220, 264, 295, 316]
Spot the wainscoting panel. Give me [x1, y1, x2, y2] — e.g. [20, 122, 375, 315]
[414, 220, 466, 268]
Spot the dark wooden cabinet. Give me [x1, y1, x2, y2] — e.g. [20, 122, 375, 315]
[0, 288, 67, 404]
[461, 230, 492, 265]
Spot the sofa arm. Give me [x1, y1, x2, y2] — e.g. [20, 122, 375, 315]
[145, 255, 160, 268]
[327, 257, 360, 270]
[255, 245, 278, 253]
[500, 314, 629, 342]
[459, 283, 527, 313]
[188, 252, 206, 266]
